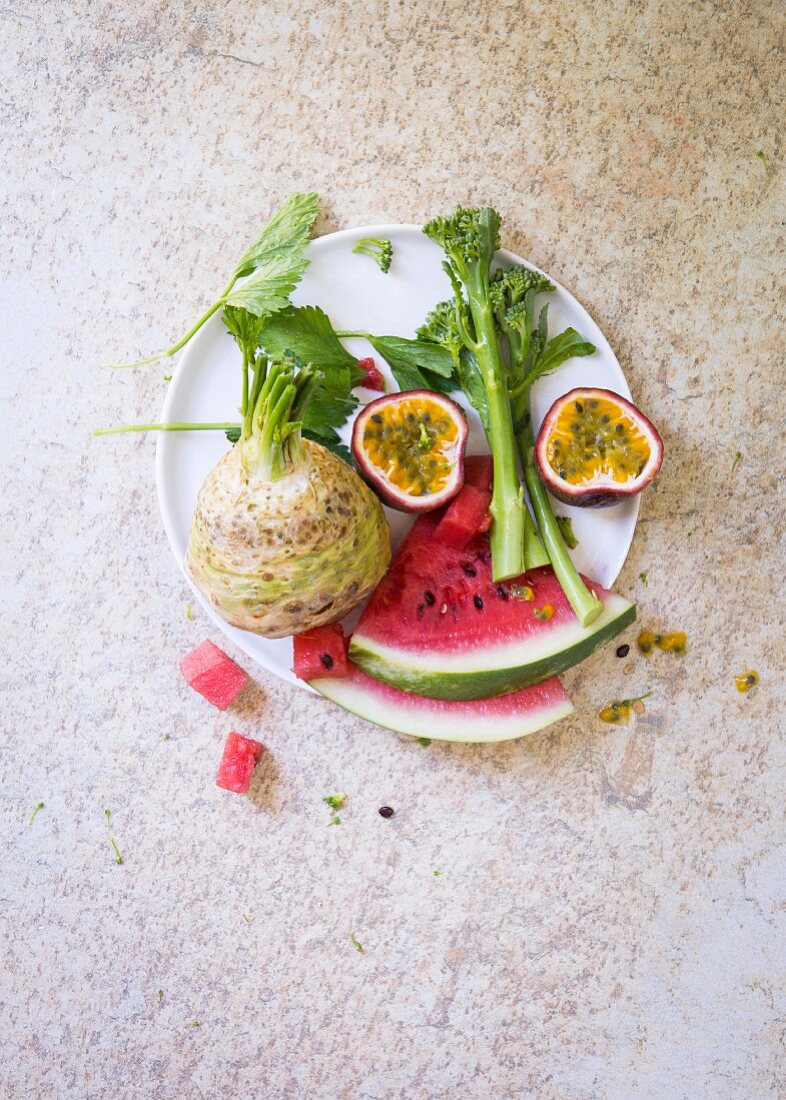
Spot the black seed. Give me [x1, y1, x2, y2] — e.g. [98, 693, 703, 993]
[474, 595, 484, 610]
[371, 413, 383, 424]
[496, 586, 508, 600]
[378, 805, 395, 818]
[461, 564, 477, 577]
[424, 591, 435, 606]
[575, 401, 584, 413]
[616, 644, 630, 658]
[320, 653, 334, 670]
[416, 603, 425, 618]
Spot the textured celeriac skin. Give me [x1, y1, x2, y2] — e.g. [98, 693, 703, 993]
[185, 439, 391, 637]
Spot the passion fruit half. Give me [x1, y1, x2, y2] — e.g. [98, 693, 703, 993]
[534, 387, 663, 507]
[351, 390, 468, 512]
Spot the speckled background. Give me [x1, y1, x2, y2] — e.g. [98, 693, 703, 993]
[2, 2, 785, 1097]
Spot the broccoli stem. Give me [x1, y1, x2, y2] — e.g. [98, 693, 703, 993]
[465, 289, 525, 581]
[519, 431, 602, 626]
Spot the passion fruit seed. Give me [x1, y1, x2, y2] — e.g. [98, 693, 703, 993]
[511, 585, 534, 601]
[598, 691, 652, 725]
[735, 670, 759, 693]
[546, 395, 651, 486]
[638, 629, 687, 656]
[361, 397, 460, 498]
[534, 604, 554, 622]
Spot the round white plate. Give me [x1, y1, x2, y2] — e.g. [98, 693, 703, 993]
[157, 224, 638, 691]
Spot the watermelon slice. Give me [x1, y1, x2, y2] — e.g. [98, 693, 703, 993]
[349, 512, 635, 701]
[180, 640, 249, 710]
[293, 623, 349, 680]
[310, 662, 573, 743]
[216, 731, 263, 793]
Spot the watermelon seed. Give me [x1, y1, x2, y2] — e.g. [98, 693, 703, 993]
[416, 603, 425, 617]
[439, 603, 448, 614]
[616, 644, 630, 658]
[461, 564, 477, 577]
[496, 586, 508, 600]
[474, 595, 484, 610]
[320, 653, 334, 670]
[424, 590, 435, 605]
[378, 806, 395, 818]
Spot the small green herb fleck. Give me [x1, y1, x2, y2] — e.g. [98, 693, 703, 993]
[186, 1020, 201, 1028]
[162, 732, 170, 741]
[241, 913, 250, 924]
[556, 515, 579, 549]
[351, 932, 365, 954]
[163, 374, 172, 382]
[328, 815, 341, 826]
[756, 151, 769, 174]
[29, 801, 44, 826]
[156, 989, 163, 1002]
[104, 808, 123, 865]
[433, 870, 442, 877]
[323, 793, 347, 811]
[730, 450, 742, 476]
[417, 737, 432, 747]
[185, 601, 194, 621]
[639, 571, 648, 586]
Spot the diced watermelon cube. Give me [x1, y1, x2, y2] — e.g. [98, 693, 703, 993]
[216, 731, 263, 793]
[463, 454, 494, 492]
[180, 640, 249, 710]
[357, 356, 385, 392]
[434, 484, 492, 549]
[293, 623, 349, 680]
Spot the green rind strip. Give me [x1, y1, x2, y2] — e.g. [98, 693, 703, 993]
[349, 601, 636, 701]
[309, 679, 574, 743]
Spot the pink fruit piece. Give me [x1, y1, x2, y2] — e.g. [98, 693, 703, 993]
[462, 454, 494, 492]
[180, 639, 249, 710]
[433, 484, 492, 549]
[216, 731, 263, 793]
[357, 356, 385, 392]
[293, 623, 349, 680]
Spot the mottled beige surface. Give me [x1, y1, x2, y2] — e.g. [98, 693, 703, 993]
[2, 2, 785, 1097]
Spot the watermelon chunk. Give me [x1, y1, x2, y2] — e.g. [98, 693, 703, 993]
[216, 731, 263, 793]
[349, 512, 635, 701]
[434, 484, 492, 549]
[310, 662, 573, 743]
[293, 623, 349, 680]
[357, 356, 385, 392]
[463, 454, 494, 491]
[180, 640, 249, 710]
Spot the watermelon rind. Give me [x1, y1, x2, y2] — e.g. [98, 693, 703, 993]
[349, 592, 635, 701]
[309, 664, 574, 743]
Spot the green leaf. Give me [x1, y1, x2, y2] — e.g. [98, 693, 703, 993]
[233, 192, 320, 279]
[536, 328, 596, 375]
[225, 249, 310, 319]
[456, 348, 488, 430]
[223, 305, 266, 358]
[257, 306, 362, 444]
[366, 335, 454, 378]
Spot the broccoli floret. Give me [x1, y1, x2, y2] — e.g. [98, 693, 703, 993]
[416, 298, 467, 366]
[423, 207, 500, 291]
[352, 237, 393, 273]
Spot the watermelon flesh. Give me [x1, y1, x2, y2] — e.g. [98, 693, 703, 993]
[462, 454, 494, 491]
[434, 484, 492, 549]
[349, 512, 635, 701]
[310, 662, 573, 743]
[216, 731, 263, 793]
[293, 623, 349, 680]
[180, 640, 249, 710]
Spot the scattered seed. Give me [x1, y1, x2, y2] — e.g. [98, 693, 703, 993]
[735, 670, 759, 693]
[424, 591, 435, 606]
[378, 806, 394, 818]
[623, 663, 634, 675]
[320, 653, 334, 670]
[473, 595, 484, 610]
[616, 644, 630, 658]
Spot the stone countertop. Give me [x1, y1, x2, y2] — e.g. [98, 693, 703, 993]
[2, 3, 784, 1097]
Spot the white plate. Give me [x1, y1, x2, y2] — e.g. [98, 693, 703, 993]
[157, 224, 638, 692]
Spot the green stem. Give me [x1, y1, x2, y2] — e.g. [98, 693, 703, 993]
[520, 435, 602, 627]
[105, 279, 236, 368]
[241, 349, 249, 419]
[93, 422, 239, 436]
[465, 287, 525, 581]
[259, 382, 298, 479]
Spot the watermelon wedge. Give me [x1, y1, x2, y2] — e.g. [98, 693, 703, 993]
[349, 512, 635, 701]
[310, 662, 573, 743]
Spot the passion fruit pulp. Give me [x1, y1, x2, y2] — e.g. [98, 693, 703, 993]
[534, 387, 663, 507]
[351, 390, 468, 512]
